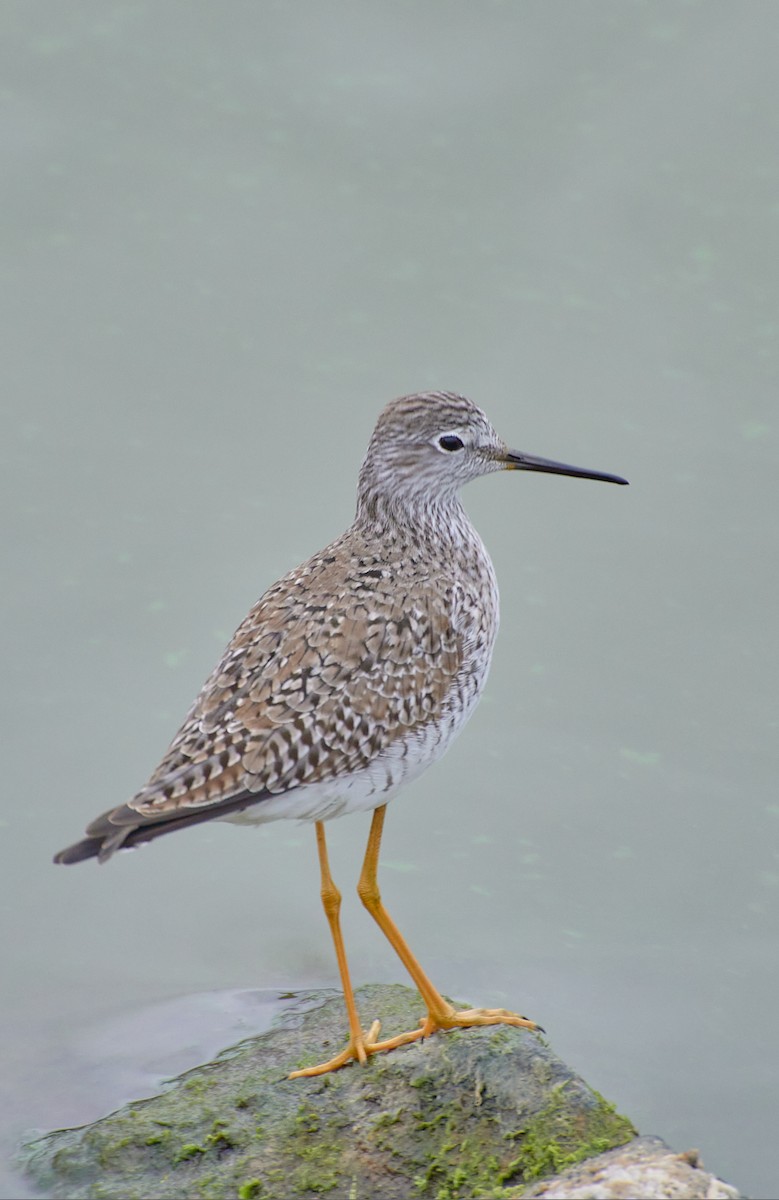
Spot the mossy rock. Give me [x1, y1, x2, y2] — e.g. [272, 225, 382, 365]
[22, 984, 635, 1199]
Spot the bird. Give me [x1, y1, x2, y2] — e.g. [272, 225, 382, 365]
[55, 391, 628, 1077]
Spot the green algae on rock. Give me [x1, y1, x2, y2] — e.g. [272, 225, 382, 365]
[22, 984, 635, 1200]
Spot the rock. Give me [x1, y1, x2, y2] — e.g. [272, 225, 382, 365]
[20, 984, 740, 1199]
[523, 1137, 742, 1199]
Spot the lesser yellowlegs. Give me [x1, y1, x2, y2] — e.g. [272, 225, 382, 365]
[55, 392, 627, 1076]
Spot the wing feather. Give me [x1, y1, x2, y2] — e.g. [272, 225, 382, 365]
[55, 535, 469, 863]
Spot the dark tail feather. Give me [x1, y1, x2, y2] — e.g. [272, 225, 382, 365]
[54, 837, 107, 865]
[53, 790, 265, 866]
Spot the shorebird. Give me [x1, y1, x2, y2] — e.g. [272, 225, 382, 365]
[55, 392, 627, 1077]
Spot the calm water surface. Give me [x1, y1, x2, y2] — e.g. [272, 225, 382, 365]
[2, 4, 778, 1197]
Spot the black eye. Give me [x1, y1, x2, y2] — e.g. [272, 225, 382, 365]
[438, 435, 464, 452]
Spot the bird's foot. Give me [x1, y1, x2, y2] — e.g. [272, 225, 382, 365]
[421, 1000, 540, 1035]
[288, 1018, 427, 1079]
[288, 1002, 540, 1078]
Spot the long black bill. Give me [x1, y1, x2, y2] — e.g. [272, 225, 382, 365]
[503, 450, 628, 486]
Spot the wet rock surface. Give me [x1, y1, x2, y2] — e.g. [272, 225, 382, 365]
[21, 984, 741, 1199]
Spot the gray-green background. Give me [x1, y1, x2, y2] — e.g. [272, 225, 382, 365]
[2, 3, 777, 1196]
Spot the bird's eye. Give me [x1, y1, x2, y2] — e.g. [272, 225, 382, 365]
[438, 435, 465, 452]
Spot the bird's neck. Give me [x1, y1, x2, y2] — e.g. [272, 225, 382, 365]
[354, 488, 480, 557]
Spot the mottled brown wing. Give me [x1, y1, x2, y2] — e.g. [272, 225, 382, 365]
[57, 546, 465, 861]
[141, 566, 462, 813]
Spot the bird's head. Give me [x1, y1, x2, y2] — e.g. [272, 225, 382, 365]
[357, 391, 627, 518]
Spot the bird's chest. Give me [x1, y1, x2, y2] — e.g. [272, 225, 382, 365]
[448, 537, 500, 684]
[397, 539, 500, 755]
[364, 560, 498, 805]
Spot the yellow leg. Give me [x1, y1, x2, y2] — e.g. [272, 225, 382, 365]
[291, 807, 539, 1079]
[289, 821, 423, 1079]
[356, 805, 539, 1044]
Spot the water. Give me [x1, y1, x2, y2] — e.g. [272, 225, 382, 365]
[2, 3, 777, 1196]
